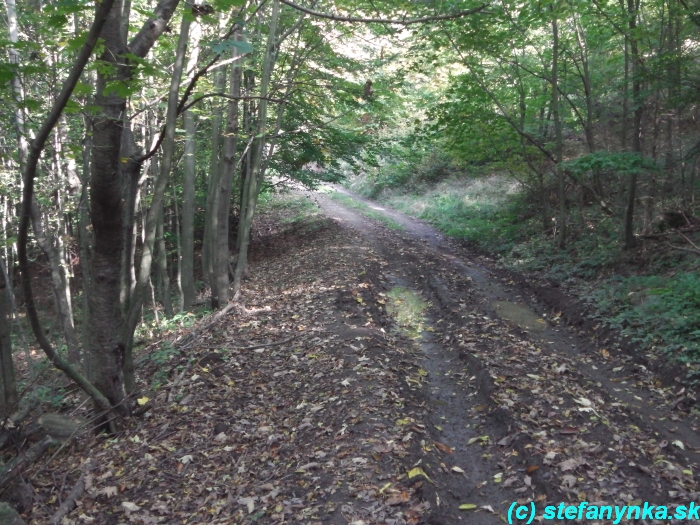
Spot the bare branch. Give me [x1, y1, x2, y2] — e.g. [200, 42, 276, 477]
[279, 0, 488, 25]
[181, 93, 285, 113]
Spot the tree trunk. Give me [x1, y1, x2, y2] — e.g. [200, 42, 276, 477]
[180, 17, 202, 310]
[156, 206, 173, 318]
[624, 0, 642, 249]
[211, 32, 242, 308]
[123, 7, 190, 391]
[620, 0, 630, 151]
[203, 68, 226, 289]
[88, 0, 133, 412]
[232, 2, 280, 298]
[88, 0, 181, 410]
[29, 203, 80, 363]
[0, 260, 17, 419]
[551, 3, 566, 249]
[6, 0, 80, 364]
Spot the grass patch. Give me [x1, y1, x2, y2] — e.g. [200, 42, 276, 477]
[385, 287, 428, 339]
[258, 192, 321, 226]
[377, 176, 532, 253]
[329, 191, 403, 230]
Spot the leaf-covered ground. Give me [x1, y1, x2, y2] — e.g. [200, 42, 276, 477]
[16, 190, 700, 524]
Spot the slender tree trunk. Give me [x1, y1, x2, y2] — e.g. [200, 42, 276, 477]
[620, 0, 630, 151]
[156, 207, 173, 318]
[6, 0, 80, 364]
[0, 258, 17, 418]
[624, 0, 642, 249]
[123, 8, 191, 390]
[551, 3, 566, 249]
[172, 187, 184, 313]
[203, 68, 226, 289]
[30, 204, 80, 362]
[180, 17, 202, 310]
[211, 32, 242, 308]
[232, 2, 280, 298]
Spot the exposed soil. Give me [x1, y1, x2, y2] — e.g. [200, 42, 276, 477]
[7, 188, 700, 524]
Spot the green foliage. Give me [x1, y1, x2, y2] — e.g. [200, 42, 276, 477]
[34, 385, 67, 409]
[148, 342, 178, 389]
[404, 188, 533, 253]
[563, 151, 662, 175]
[590, 272, 700, 368]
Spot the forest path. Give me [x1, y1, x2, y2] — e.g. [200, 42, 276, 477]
[312, 185, 700, 521]
[23, 188, 700, 525]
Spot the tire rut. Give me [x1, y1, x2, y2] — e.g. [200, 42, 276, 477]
[314, 187, 700, 522]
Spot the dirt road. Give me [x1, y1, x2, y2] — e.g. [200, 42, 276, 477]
[24, 188, 700, 524]
[314, 186, 700, 523]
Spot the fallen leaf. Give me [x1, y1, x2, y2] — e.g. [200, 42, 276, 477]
[574, 397, 593, 407]
[434, 441, 453, 454]
[526, 465, 540, 474]
[408, 467, 433, 483]
[386, 492, 410, 505]
[99, 486, 118, 497]
[296, 462, 320, 472]
[121, 502, 140, 512]
[459, 504, 477, 510]
[561, 475, 577, 488]
[559, 458, 578, 471]
[238, 497, 256, 514]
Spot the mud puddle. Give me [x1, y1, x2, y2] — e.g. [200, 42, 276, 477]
[490, 300, 546, 332]
[383, 274, 508, 523]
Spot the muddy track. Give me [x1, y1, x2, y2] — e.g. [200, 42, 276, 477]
[313, 187, 700, 523]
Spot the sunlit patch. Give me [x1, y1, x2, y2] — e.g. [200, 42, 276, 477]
[385, 287, 428, 339]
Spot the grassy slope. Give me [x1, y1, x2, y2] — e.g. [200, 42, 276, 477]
[346, 173, 700, 380]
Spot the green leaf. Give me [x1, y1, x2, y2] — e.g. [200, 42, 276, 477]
[0, 64, 15, 86]
[212, 0, 246, 10]
[459, 504, 477, 511]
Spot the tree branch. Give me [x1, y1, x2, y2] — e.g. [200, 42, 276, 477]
[279, 0, 488, 25]
[181, 93, 285, 113]
[17, 0, 116, 415]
